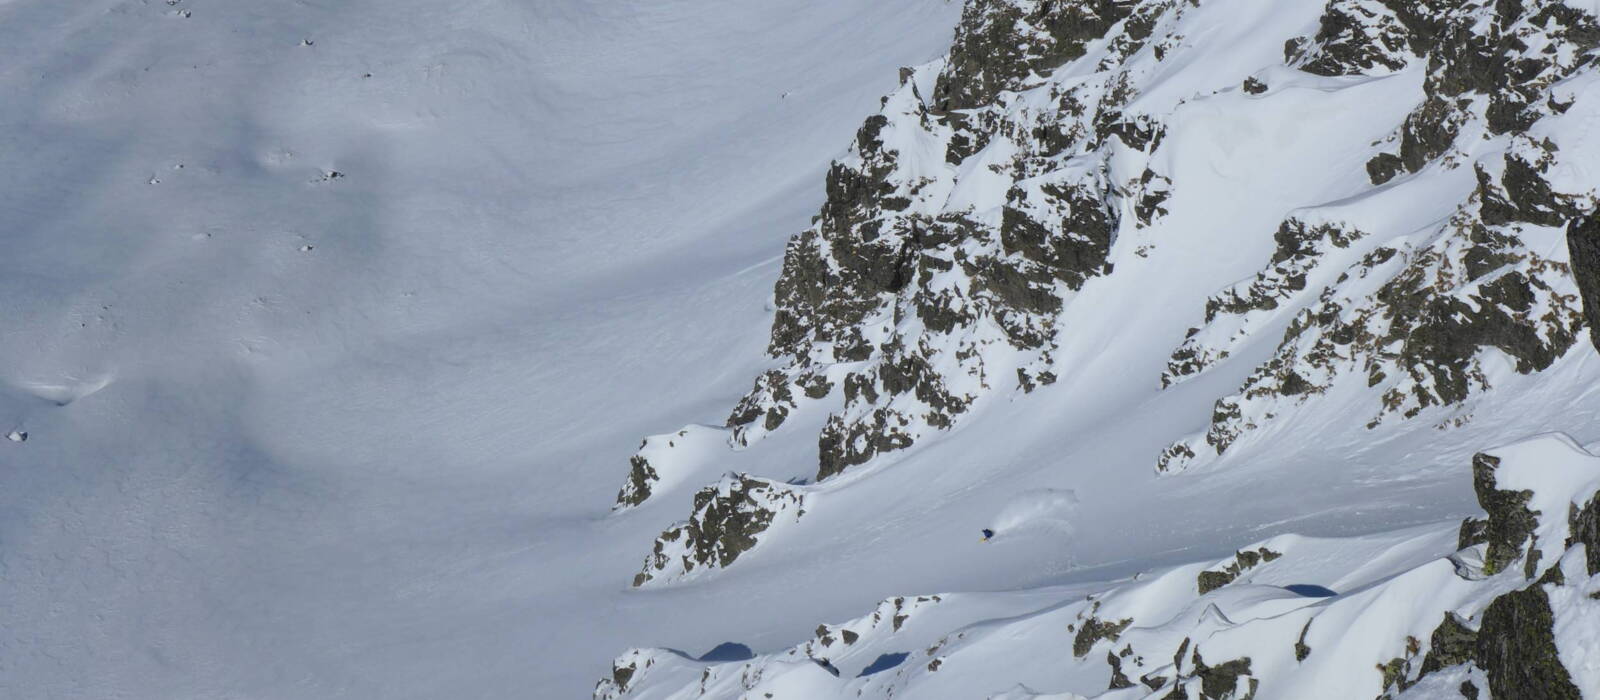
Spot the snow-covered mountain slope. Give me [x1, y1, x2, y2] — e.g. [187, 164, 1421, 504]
[9, 1, 1600, 699]
[604, 433, 1600, 699]
[600, 0, 1600, 698]
[0, 1, 966, 698]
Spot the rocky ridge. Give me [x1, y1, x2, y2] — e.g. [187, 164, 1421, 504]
[604, 0, 1600, 678]
[1158, 0, 1599, 472]
[599, 433, 1600, 699]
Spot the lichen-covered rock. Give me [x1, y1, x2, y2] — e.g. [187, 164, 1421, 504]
[1569, 491, 1600, 576]
[1191, 652, 1257, 700]
[1457, 517, 1490, 550]
[1367, 0, 1600, 182]
[1471, 452, 1540, 575]
[1196, 547, 1283, 595]
[632, 474, 805, 587]
[594, 648, 677, 700]
[1467, 435, 1600, 578]
[1071, 614, 1132, 658]
[1418, 613, 1477, 676]
[1475, 586, 1581, 699]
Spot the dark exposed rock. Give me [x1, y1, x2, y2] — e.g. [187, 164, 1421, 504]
[727, 370, 797, 434]
[1475, 585, 1582, 700]
[1162, 208, 1584, 473]
[1191, 651, 1257, 700]
[1290, 0, 1413, 77]
[1108, 650, 1135, 689]
[1164, 219, 1367, 387]
[1568, 212, 1600, 353]
[1472, 453, 1539, 575]
[1419, 613, 1478, 676]
[610, 661, 635, 693]
[1197, 547, 1282, 594]
[1476, 143, 1576, 228]
[723, 0, 1188, 483]
[633, 475, 805, 587]
[1294, 620, 1313, 662]
[1073, 615, 1132, 658]
[615, 454, 658, 510]
[1569, 492, 1600, 575]
[1367, 152, 1404, 185]
[817, 407, 916, 482]
[1457, 517, 1489, 550]
[934, 0, 1136, 112]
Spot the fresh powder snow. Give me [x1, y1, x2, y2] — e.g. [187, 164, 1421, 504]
[6, 1, 1600, 699]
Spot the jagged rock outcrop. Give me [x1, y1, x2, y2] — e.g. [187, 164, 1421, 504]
[1474, 585, 1579, 699]
[1195, 546, 1283, 595]
[1374, 434, 1600, 698]
[1157, 0, 1599, 474]
[599, 0, 1600, 694]
[631, 474, 806, 587]
[724, 0, 1202, 482]
[1568, 211, 1600, 352]
[602, 434, 1600, 699]
[612, 425, 728, 510]
[1471, 452, 1540, 576]
[807, 595, 944, 659]
[1165, 218, 1369, 387]
[1285, 0, 1412, 78]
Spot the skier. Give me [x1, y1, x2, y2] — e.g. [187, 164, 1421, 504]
[980, 528, 995, 542]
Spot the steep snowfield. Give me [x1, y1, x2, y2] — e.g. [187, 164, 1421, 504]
[601, 0, 1600, 698]
[0, 1, 964, 697]
[8, 1, 1600, 699]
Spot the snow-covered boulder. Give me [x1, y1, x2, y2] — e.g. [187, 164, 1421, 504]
[631, 474, 806, 588]
[612, 424, 728, 511]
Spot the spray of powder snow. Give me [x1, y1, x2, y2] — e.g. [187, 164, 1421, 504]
[988, 489, 1079, 539]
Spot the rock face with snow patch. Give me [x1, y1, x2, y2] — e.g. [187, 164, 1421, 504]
[707, 0, 1600, 481]
[631, 474, 805, 588]
[612, 425, 728, 511]
[1158, 0, 1598, 473]
[599, 0, 1600, 695]
[1569, 211, 1600, 352]
[602, 434, 1600, 699]
[1195, 546, 1283, 595]
[725, 0, 1201, 482]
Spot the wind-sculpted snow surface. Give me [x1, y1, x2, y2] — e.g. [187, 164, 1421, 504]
[620, 0, 1600, 587]
[599, 0, 1600, 696]
[600, 434, 1600, 699]
[17, 0, 1600, 696]
[1159, 0, 1600, 473]
[693, 0, 1600, 485]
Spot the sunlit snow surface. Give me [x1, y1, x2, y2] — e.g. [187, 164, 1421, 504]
[0, 1, 964, 697]
[4, 1, 1600, 699]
